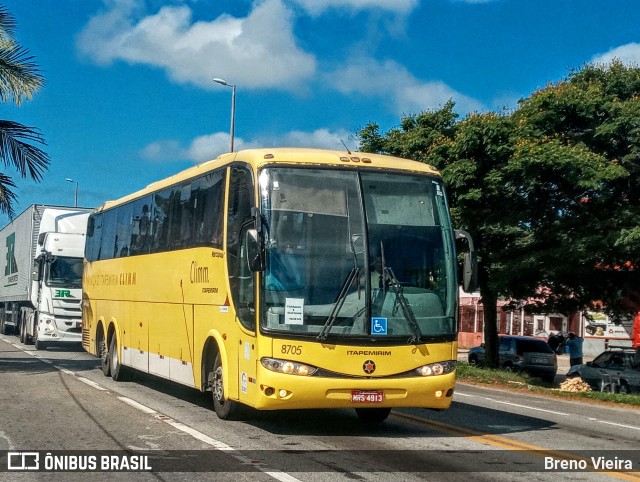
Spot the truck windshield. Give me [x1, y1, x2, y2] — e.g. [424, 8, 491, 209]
[259, 167, 458, 342]
[46, 256, 83, 288]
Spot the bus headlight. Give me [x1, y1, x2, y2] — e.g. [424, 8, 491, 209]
[261, 357, 318, 376]
[415, 360, 456, 377]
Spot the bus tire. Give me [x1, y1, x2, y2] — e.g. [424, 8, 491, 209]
[355, 407, 391, 423]
[108, 335, 129, 381]
[211, 352, 240, 420]
[99, 327, 110, 377]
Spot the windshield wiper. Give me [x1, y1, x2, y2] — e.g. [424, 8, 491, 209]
[317, 235, 362, 341]
[317, 266, 360, 341]
[380, 242, 422, 345]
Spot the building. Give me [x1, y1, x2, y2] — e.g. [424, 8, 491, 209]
[457, 291, 633, 356]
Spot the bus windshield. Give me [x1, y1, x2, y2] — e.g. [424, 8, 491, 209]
[259, 167, 458, 342]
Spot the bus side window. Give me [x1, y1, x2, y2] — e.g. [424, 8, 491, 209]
[100, 209, 118, 260]
[227, 166, 255, 331]
[86, 214, 103, 262]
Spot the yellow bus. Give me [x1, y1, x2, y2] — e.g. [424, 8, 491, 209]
[82, 148, 476, 422]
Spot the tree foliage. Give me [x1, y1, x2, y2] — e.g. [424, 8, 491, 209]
[0, 4, 48, 218]
[358, 62, 639, 366]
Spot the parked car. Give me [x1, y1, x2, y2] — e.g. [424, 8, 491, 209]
[567, 348, 640, 393]
[468, 335, 558, 382]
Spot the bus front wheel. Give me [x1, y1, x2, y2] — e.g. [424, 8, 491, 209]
[211, 352, 240, 420]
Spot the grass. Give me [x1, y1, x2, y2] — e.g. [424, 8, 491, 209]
[456, 361, 640, 408]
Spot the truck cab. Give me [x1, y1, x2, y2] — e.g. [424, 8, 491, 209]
[28, 231, 86, 349]
[0, 205, 90, 349]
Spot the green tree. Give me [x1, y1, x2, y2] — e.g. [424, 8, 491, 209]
[0, 5, 49, 218]
[513, 61, 640, 316]
[358, 63, 635, 366]
[360, 105, 516, 364]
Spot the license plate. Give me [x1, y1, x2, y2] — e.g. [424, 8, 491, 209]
[351, 390, 384, 403]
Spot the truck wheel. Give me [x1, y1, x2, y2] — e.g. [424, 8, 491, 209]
[34, 336, 47, 350]
[210, 352, 240, 420]
[0, 319, 11, 335]
[19, 321, 26, 344]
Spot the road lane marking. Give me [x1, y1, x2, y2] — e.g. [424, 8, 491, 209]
[597, 420, 640, 432]
[55, 366, 76, 376]
[393, 412, 640, 481]
[118, 397, 302, 482]
[456, 391, 571, 416]
[77, 377, 108, 391]
[117, 396, 158, 415]
[456, 390, 640, 431]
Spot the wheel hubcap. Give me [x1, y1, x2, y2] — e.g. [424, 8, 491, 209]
[213, 367, 224, 403]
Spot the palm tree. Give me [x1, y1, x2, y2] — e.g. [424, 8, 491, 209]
[0, 4, 49, 218]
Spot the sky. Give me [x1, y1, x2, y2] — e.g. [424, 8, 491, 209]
[1, 0, 640, 226]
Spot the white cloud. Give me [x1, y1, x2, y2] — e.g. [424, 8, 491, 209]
[139, 139, 183, 163]
[591, 43, 640, 66]
[140, 128, 353, 163]
[140, 133, 238, 164]
[270, 128, 354, 149]
[77, 0, 316, 91]
[290, 0, 418, 15]
[328, 57, 484, 115]
[185, 133, 238, 162]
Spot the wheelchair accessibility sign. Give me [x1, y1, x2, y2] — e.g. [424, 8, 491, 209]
[371, 317, 388, 335]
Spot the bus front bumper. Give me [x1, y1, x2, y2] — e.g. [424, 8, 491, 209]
[250, 367, 456, 411]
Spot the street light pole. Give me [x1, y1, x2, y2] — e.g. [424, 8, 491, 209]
[65, 178, 78, 207]
[213, 77, 236, 152]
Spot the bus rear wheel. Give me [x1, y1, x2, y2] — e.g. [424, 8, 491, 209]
[107, 334, 129, 381]
[99, 327, 110, 377]
[355, 407, 391, 423]
[211, 352, 240, 420]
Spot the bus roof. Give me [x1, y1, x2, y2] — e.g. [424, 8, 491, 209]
[97, 148, 441, 212]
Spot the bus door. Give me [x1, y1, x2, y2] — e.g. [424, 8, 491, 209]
[235, 224, 259, 404]
[227, 165, 258, 404]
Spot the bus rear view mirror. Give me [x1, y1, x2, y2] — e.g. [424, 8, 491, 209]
[455, 229, 478, 293]
[245, 228, 264, 272]
[462, 252, 478, 293]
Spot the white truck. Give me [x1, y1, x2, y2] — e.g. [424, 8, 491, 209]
[0, 205, 91, 349]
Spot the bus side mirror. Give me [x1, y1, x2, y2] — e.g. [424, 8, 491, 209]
[245, 228, 264, 272]
[462, 252, 478, 293]
[455, 229, 478, 293]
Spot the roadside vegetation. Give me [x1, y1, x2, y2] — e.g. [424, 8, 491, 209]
[456, 361, 640, 408]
